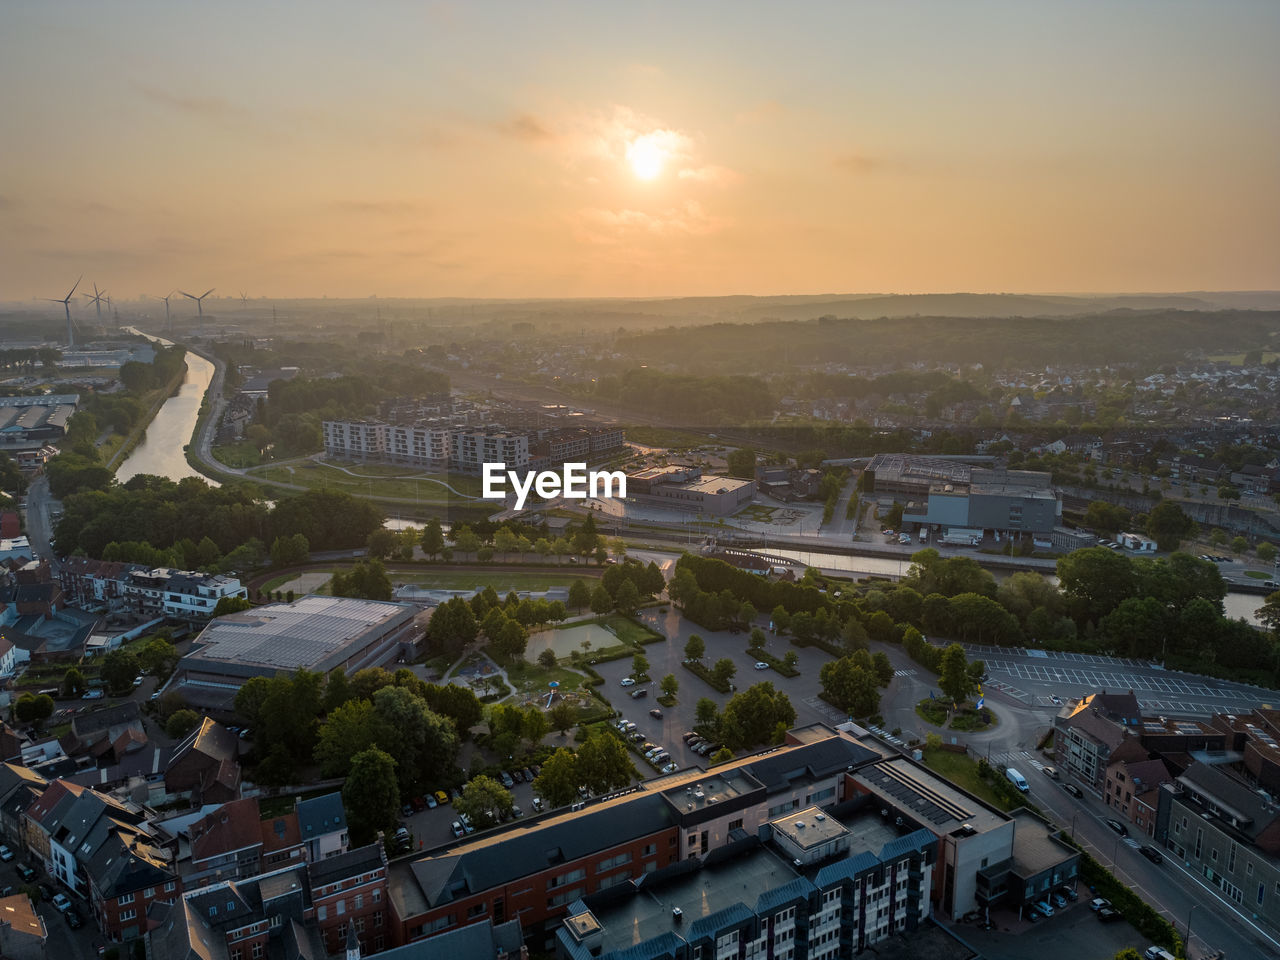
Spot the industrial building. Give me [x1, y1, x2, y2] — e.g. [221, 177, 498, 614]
[627, 466, 757, 515]
[888, 462, 1060, 540]
[0, 394, 79, 451]
[167, 595, 420, 712]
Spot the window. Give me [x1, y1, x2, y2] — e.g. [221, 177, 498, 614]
[120, 909, 137, 921]
[372, 888, 381, 903]
[642, 844, 656, 856]
[336, 899, 346, 915]
[165, 881, 177, 892]
[317, 906, 327, 921]
[1247, 863, 1254, 877]
[227, 901, 236, 911]
[467, 903, 487, 918]
[209, 906, 218, 918]
[337, 924, 347, 941]
[729, 819, 744, 831]
[251, 945, 264, 960]
[1258, 883, 1266, 907]
[354, 894, 363, 910]
[547, 868, 586, 889]
[374, 911, 383, 928]
[596, 852, 632, 873]
[356, 917, 365, 932]
[119, 893, 135, 906]
[144, 888, 155, 899]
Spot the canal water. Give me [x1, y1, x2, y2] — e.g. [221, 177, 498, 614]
[116, 331, 215, 485]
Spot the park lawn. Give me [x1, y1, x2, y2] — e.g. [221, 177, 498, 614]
[212, 440, 265, 468]
[246, 459, 484, 502]
[919, 749, 1009, 811]
[598, 614, 663, 646]
[735, 504, 778, 522]
[1244, 570, 1272, 580]
[497, 656, 588, 695]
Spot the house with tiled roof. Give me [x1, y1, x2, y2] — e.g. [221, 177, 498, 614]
[1053, 691, 1141, 791]
[1104, 739, 1173, 838]
[185, 798, 265, 888]
[165, 718, 241, 807]
[0, 893, 47, 960]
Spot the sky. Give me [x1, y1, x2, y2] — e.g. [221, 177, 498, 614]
[2, 0, 1278, 301]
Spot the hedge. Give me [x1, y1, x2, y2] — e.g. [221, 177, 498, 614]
[681, 659, 732, 694]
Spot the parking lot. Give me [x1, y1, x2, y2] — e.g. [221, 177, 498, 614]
[959, 643, 1277, 714]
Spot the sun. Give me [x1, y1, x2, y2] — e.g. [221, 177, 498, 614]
[627, 136, 665, 180]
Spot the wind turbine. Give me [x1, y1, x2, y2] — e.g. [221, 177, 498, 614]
[44, 276, 82, 347]
[180, 287, 215, 317]
[239, 291, 248, 309]
[82, 282, 107, 319]
[153, 291, 176, 333]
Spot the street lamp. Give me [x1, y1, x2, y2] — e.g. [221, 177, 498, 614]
[1186, 903, 1198, 956]
[1070, 813, 1078, 840]
[1111, 833, 1122, 869]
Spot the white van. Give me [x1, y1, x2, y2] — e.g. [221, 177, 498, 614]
[1006, 768, 1030, 793]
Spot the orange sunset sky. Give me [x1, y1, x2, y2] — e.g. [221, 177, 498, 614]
[2, 1, 1278, 301]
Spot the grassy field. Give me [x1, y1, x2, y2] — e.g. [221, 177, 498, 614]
[919, 748, 1008, 810]
[598, 614, 664, 645]
[735, 504, 778, 522]
[1244, 570, 1273, 580]
[393, 570, 590, 591]
[246, 458, 485, 502]
[212, 440, 265, 468]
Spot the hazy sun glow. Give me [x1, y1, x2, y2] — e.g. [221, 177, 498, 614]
[627, 136, 665, 180]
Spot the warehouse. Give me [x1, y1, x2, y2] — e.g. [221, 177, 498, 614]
[167, 595, 421, 712]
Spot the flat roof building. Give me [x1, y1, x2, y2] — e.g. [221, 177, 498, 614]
[169, 595, 419, 712]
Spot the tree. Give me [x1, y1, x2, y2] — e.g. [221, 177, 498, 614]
[212, 596, 252, 618]
[421, 683, 483, 736]
[100, 650, 140, 694]
[726, 447, 756, 479]
[330, 559, 393, 601]
[568, 579, 591, 612]
[14, 693, 54, 726]
[427, 598, 479, 658]
[1057, 547, 1136, 625]
[1231, 535, 1249, 555]
[711, 746, 734, 764]
[819, 658, 880, 717]
[314, 699, 383, 776]
[589, 583, 613, 615]
[748, 627, 767, 651]
[631, 652, 649, 680]
[577, 731, 636, 793]
[719, 682, 795, 750]
[270, 533, 310, 568]
[711, 658, 737, 688]
[549, 701, 577, 736]
[783, 651, 799, 671]
[1146, 501, 1195, 552]
[343, 747, 400, 846]
[695, 697, 719, 732]
[538, 648, 558, 669]
[660, 674, 678, 699]
[770, 605, 790, 634]
[452, 524, 481, 557]
[372, 685, 459, 795]
[614, 579, 641, 616]
[456, 775, 513, 828]
[62, 667, 87, 697]
[684, 634, 705, 662]
[1258, 542, 1277, 564]
[523, 705, 549, 746]
[493, 617, 529, 660]
[366, 528, 397, 560]
[533, 748, 580, 808]
[938, 643, 974, 704]
[165, 709, 201, 739]
[872, 652, 894, 686]
[494, 526, 519, 561]
[420, 517, 445, 559]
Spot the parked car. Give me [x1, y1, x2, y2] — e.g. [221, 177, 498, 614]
[1035, 900, 1054, 917]
[631, 688, 648, 699]
[499, 771, 515, 788]
[628, 731, 646, 742]
[450, 787, 463, 802]
[1057, 885, 1078, 902]
[51, 893, 71, 913]
[522, 767, 535, 782]
[64, 908, 84, 929]
[0, 845, 12, 862]
[1089, 897, 1112, 912]
[424, 795, 437, 810]
[620, 677, 636, 687]
[683, 731, 699, 744]
[400, 803, 414, 818]
[1063, 783, 1084, 799]
[450, 820, 464, 838]
[649, 708, 663, 719]
[1105, 818, 1128, 836]
[16, 865, 35, 882]
[1140, 845, 1164, 864]
[754, 662, 770, 670]
[1027, 905, 1043, 922]
[531, 796, 544, 811]
[1097, 907, 1123, 923]
[511, 804, 524, 818]
[1052, 893, 1068, 909]
[661, 762, 679, 774]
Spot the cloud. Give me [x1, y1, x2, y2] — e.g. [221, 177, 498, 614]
[677, 165, 740, 186]
[139, 85, 250, 123]
[499, 113, 554, 142]
[571, 200, 727, 245]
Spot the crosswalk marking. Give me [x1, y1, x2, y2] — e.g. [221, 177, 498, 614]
[893, 669, 916, 677]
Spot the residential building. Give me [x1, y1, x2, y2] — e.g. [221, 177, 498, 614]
[310, 842, 391, 955]
[65, 702, 146, 764]
[297, 793, 349, 862]
[164, 718, 241, 806]
[1156, 763, 1280, 929]
[1053, 691, 1142, 792]
[0, 894, 47, 960]
[57, 558, 146, 611]
[1103, 740, 1172, 837]
[162, 573, 248, 620]
[184, 798, 264, 887]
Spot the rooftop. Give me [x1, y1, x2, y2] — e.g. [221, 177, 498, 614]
[772, 808, 848, 851]
[853, 757, 1006, 834]
[0, 893, 45, 939]
[181, 595, 415, 673]
[659, 769, 762, 814]
[1009, 809, 1077, 877]
[591, 840, 799, 955]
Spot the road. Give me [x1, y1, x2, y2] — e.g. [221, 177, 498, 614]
[1026, 761, 1277, 960]
[23, 475, 59, 569]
